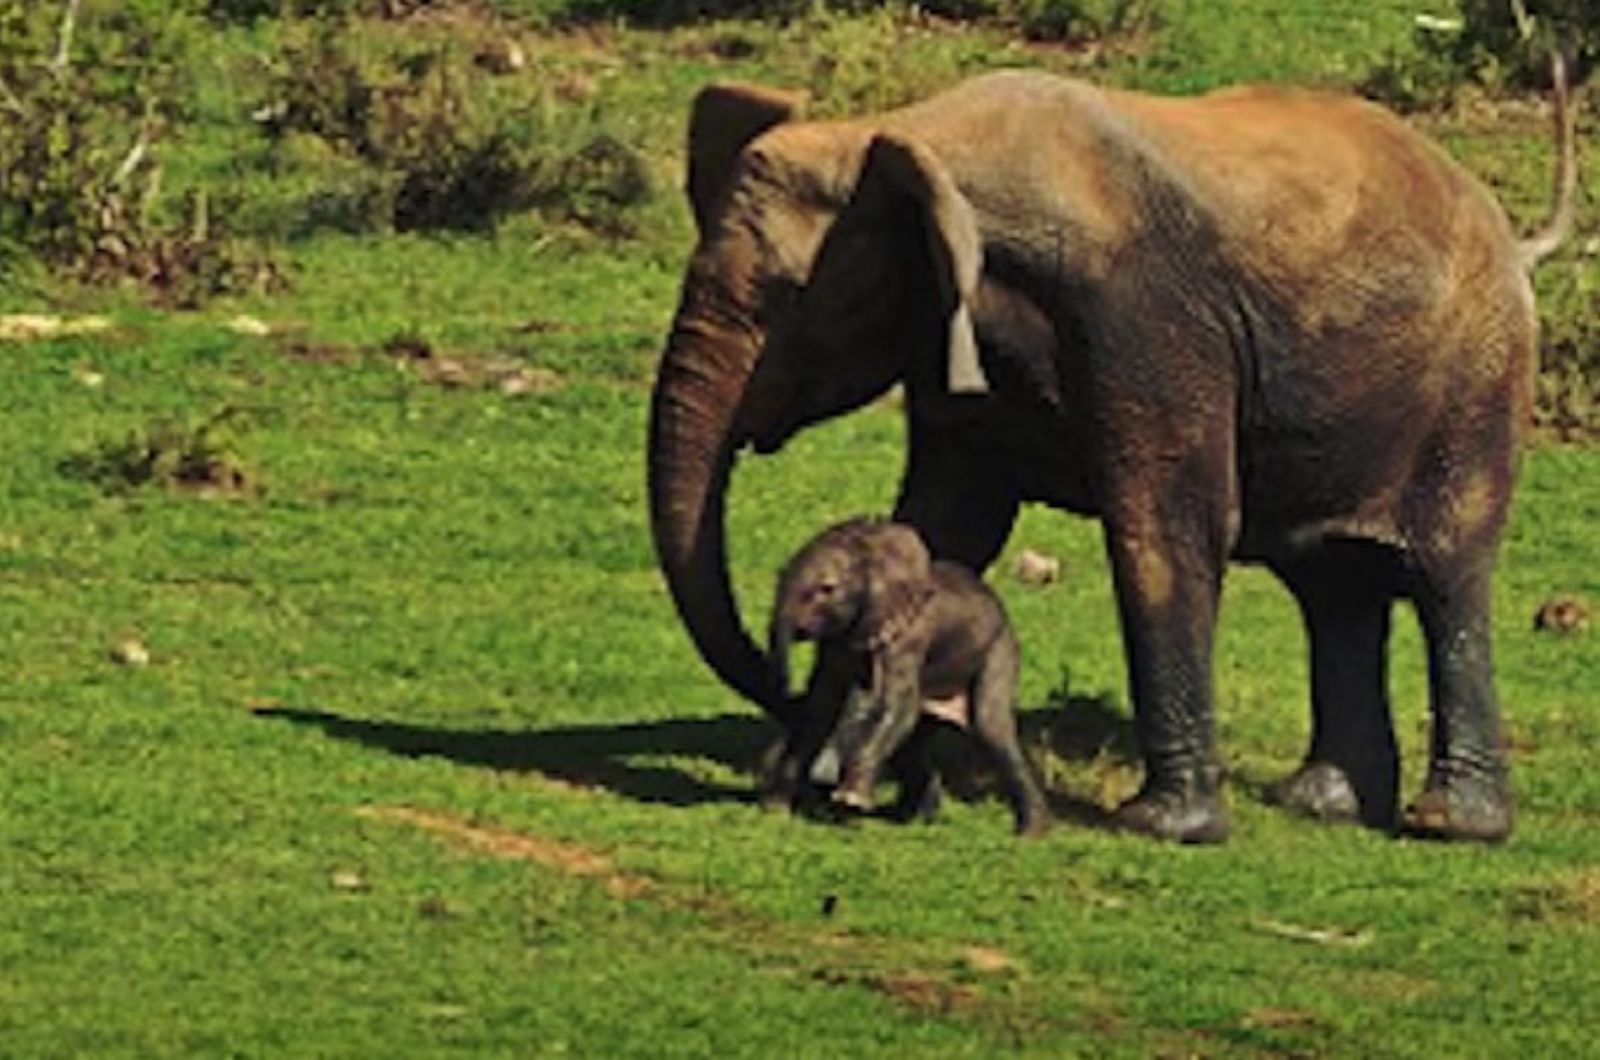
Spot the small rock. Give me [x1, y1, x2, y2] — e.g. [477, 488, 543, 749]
[331, 870, 368, 892]
[1534, 596, 1590, 634]
[0, 314, 110, 341]
[961, 945, 1020, 975]
[1014, 548, 1062, 586]
[227, 315, 272, 338]
[110, 638, 150, 667]
[426, 357, 472, 388]
[498, 367, 561, 397]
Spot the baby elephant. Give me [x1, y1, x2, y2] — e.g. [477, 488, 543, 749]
[768, 518, 1049, 836]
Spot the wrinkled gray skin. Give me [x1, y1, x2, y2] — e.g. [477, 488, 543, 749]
[648, 67, 1577, 843]
[768, 518, 1049, 836]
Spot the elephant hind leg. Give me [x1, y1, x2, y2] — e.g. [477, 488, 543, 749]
[1403, 556, 1512, 842]
[1269, 541, 1401, 830]
[968, 630, 1050, 836]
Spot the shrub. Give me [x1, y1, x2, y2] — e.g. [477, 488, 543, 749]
[60, 406, 256, 496]
[255, 20, 651, 235]
[1009, 0, 1161, 46]
[0, 1, 278, 299]
[1453, 0, 1599, 87]
[1363, 0, 1598, 110]
[205, 0, 442, 23]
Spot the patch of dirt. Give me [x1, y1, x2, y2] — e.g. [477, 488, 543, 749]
[1511, 868, 1600, 925]
[385, 334, 563, 395]
[355, 803, 1054, 1027]
[1534, 595, 1591, 634]
[355, 804, 652, 898]
[278, 339, 360, 364]
[1569, 870, 1600, 921]
[961, 944, 1021, 975]
[1240, 1006, 1322, 1031]
[0, 314, 111, 341]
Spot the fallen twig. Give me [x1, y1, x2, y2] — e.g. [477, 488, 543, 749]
[1251, 917, 1373, 948]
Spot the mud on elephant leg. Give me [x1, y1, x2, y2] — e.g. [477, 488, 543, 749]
[1404, 561, 1513, 842]
[1268, 544, 1401, 829]
[1105, 521, 1231, 845]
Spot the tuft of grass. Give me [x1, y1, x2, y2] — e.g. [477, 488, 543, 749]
[58, 405, 257, 496]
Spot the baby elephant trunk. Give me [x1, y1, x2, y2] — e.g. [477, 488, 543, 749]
[767, 615, 797, 704]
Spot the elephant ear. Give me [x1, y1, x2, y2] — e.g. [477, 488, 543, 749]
[686, 82, 806, 239]
[855, 133, 988, 396]
[856, 521, 934, 649]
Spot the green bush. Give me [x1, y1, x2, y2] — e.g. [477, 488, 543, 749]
[0, 2, 184, 267]
[1363, 0, 1598, 109]
[205, 0, 442, 22]
[1010, 0, 1160, 46]
[0, 1, 277, 298]
[1454, 0, 1599, 86]
[256, 20, 651, 234]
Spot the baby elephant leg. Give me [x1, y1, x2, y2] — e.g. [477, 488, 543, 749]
[970, 631, 1050, 836]
[885, 722, 942, 822]
[832, 665, 925, 811]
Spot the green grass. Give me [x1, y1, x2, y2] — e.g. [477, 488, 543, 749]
[4, 2, 1600, 1056]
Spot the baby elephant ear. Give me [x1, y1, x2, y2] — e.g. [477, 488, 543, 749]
[859, 522, 933, 634]
[686, 82, 806, 239]
[859, 133, 987, 396]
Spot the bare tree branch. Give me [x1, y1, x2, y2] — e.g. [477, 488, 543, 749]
[111, 126, 151, 187]
[1510, 0, 1536, 43]
[50, 0, 82, 76]
[0, 71, 26, 115]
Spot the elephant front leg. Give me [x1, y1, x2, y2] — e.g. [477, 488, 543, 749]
[1268, 546, 1400, 829]
[830, 659, 925, 813]
[1104, 518, 1230, 844]
[892, 416, 1020, 571]
[1404, 563, 1512, 841]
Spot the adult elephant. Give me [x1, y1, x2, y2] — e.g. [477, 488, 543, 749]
[646, 65, 1576, 843]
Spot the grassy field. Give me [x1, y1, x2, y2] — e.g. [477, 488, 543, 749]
[4, 2, 1599, 1056]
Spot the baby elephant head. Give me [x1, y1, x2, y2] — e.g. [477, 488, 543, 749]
[768, 518, 932, 697]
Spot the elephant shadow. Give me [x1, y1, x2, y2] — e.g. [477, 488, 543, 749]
[257, 692, 1139, 830]
[257, 706, 775, 807]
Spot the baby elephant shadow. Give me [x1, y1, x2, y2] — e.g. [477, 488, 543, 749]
[257, 706, 776, 807]
[258, 694, 1141, 833]
[923, 691, 1138, 831]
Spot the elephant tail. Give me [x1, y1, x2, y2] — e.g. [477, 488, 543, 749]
[1519, 49, 1578, 270]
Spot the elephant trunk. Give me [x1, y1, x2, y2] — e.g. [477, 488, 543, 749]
[648, 285, 791, 724]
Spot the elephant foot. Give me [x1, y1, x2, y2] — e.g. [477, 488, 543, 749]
[1115, 782, 1229, 844]
[832, 776, 876, 813]
[1013, 803, 1051, 839]
[1267, 761, 1397, 829]
[1403, 771, 1512, 843]
[886, 778, 942, 824]
[759, 751, 832, 815]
